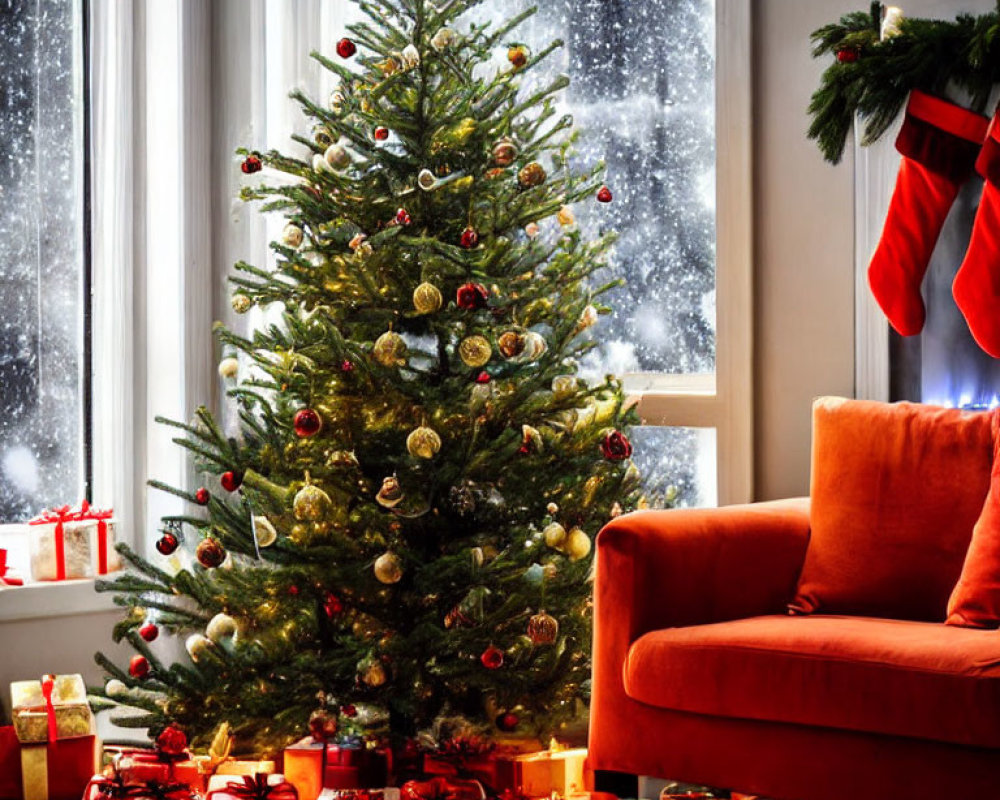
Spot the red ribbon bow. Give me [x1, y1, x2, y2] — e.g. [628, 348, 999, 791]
[96, 777, 198, 800]
[220, 775, 297, 800]
[40, 674, 58, 743]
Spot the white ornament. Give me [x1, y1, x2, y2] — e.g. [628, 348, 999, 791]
[105, 679, 128, 698]
[206, 613, 238, 644]
[431, 28, 456, 51]
[324, 143, 351, 169]
[282, 224, 304, 248]
[418, 169, 438, 191]
[401, 44, 421, 69]
[186, 633, 212, 662]
[218, 357, 239, 379]
[252, 515, 278, 547]
[551, 375, 576, 396]
[312, 153, 334, 174]
[881, 6, 904, 40]
[525, 222, 540, 239]
[577, 305, 599, 331]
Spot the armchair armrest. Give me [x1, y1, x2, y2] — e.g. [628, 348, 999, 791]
[590, 498, 810, 769]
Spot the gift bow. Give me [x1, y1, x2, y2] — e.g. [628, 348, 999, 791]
[220, 774, 297, 800]
[39, 674, 58, 743]
[94, 775, 197, 800]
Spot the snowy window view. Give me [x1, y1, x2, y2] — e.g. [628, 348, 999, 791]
[0, 0, 85, 522]
[471, 0, 717, 505]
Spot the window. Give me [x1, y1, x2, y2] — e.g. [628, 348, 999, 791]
[0, 0, 88, 521]
[471, 0, 752, 506]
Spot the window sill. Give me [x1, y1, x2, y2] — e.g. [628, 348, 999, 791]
[0, 579, 118, 623]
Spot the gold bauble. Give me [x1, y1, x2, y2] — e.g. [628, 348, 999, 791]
[290, 524, 309, 545]
[373, 330, 407, 367]
[413, 282, 443, 314]
[324, 143, 351, 169]
[252, 515, 277, 547]
[327, 450, 360, 469]
[498, 331, 525, 359]
[376, 476, 404, 508]
[583, 475, 602, 506]
[362, 660, 388, 687]
[185, 634, 212, 663]
[293, 484, 332, 521]
[231, 294, 252, 314]
[518, 162, 547, 188]
[566, 528, 592, 561]
[551, 375, 576, 396]
[282, 223, 304, 248]
[374, 551, 403, 584]
[557, 205, 576, 227]
[206, 613, 238, 644]
[527, 610, 559, 645]
[407, 425, 442, 459]
[544, 522, 567, 550]
[459, 335, 492, 368]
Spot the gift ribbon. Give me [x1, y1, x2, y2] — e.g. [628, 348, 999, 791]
[29, 505, 74, 581]
[39, 674, 57, 743]
[218, 774, 296, 800]
[93, 776, 198, 800]
[76, 499, 114, 575]
[0, 548, 22, 586]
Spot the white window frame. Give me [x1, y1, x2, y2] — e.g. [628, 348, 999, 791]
[628, 0, 754, 507]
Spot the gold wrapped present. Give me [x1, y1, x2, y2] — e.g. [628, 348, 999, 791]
[11, 674, 94, 743]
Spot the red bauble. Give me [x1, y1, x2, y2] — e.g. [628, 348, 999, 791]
[293, 408, 323, 437]
[129, 655, 149, 679]
[480, 645, 504, 670]
[241, 155, 262, 174]
[836, 48, 859, 63]
[374, 126, 390, 141]
[517, 444, 530, 455]
[460, 227, 480, 248]
[601, 430, 633, 461]
[220, 470, 242, 492]
[155, 533, 179, 556]
[341, 359, 355, 373]
[395, 208, 412, 226]
[194, 487, 210, 505]
[155, 724, 188, 757]
[288, 584, 300, 596]
[456, 282, 489, 310]
[323, 592, 344, 618]
[596, 185, 613, 203]
[341, 703, 357, 718]
[475, 371, 491, 384]
[139, 622, 159, 642]
[496, 712, 519, 732]
[196, 537, 226, 569]
[336, 38, 357, 59]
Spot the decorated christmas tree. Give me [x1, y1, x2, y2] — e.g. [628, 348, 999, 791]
[94, 0, 641, 756]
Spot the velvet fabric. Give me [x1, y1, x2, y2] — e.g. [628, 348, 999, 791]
[625, 614, 1000, 748]
[590, 499, 1000, 800]
[948, 410, 1000, 626]
[789, 398, 992, 620]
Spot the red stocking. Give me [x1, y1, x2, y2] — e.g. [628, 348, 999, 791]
[868, 91, 989, 336]
[953, 111, 1000, 357]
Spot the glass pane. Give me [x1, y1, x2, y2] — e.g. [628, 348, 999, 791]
[630, 426, 717, 508]
[0, 0, 85, 521]
[470, 0, 717, 379]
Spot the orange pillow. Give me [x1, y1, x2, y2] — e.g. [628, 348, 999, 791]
[790, 398, 993, 621]
[947, 411, 1000, 628]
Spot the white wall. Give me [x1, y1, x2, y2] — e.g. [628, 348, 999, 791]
[752, 0, 995, 500]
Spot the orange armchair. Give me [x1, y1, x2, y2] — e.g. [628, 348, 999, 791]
[590, 499, 1000, 800]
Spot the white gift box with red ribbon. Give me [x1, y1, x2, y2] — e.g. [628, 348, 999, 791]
[27, 501, 121, 581]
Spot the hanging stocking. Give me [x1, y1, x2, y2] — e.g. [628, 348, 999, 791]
[953, 110, 1000, 357]
[868, 90, 989, 336]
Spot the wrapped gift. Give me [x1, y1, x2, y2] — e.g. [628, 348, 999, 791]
[317, 790, 399, 800]
[0, 549, 23, 587]
[399, 777, 484, 800]
[492, 747, 590, 797]
[82, 772, 202, 799]
[0, 724, 100, 800]
[172, 755, 276, 789]
[11, 674, 93, 744]
[28, 501, 121, 581]
[206, 773, 297, 799]
[283, 739, 389, 799]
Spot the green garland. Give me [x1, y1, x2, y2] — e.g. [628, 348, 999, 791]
[808, 2, 1000, 164]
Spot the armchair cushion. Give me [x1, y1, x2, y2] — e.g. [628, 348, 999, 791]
[623, 614, 1000, 748]
[789, 398, 993, 620]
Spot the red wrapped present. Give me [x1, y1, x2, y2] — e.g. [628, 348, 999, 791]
[399, 777, 484, 800]
[284, 739, 389, 799]
[82, 773, 201, 799]
[206, 773, 297, 799]
[0, 724, 99, 800]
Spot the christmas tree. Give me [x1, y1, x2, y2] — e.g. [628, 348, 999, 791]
[94, 0, 641, 755]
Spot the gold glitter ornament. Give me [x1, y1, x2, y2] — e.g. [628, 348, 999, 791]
[324, 143, 352, 169]
[373, 330, 407, 367]
[282, 224, 304, 248]
[361, 659, 388, 687]
[293, 484, 333, 521]
[376, 477, 404, 508]
[374, 552, 403, 584]
[527, 610, 559, 645]
[252, 515, 278, 547]
[544, 522, 567, 550]
[231, 294, 252, 314]
[557, 205, 576, 227]
[518, 162, 547, 188]
[566, 528, 592, 561]
[498, 331, 525, 359]
[407, 425, 442, 459]
[413, 282, 443, 314]
[459, 335, 492, 368]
